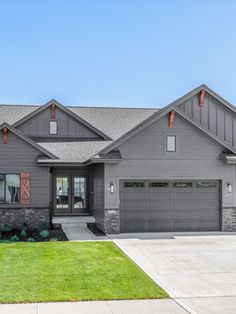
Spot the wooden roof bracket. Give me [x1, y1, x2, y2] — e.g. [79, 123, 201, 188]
[51, 104, 56, 119]
[3, 127, 8, 144]
[199, 89, 205, 107]
[169, 110, 175, 128]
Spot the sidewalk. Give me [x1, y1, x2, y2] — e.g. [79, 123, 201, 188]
[0, 299, 189, 314]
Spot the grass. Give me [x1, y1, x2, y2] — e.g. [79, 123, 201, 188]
[0, 241, 168, 303]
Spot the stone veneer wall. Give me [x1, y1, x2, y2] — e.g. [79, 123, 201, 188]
[104, 209, 120, 234]
[222, 207, 236, 231]
[0, 208, 50, 230]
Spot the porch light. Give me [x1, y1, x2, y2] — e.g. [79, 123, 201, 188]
[110, 183, 114, 194]
[227, 183, 232, 193]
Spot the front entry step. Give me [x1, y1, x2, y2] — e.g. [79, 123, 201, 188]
[52, 215, 95, 228]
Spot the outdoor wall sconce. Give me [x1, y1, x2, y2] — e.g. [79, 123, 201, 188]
[110, 183, 114, 194]
[227, 183, 232, 194]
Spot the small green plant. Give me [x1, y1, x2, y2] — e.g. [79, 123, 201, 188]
[1, 223, 11, 233]
[50, 238, 58, 242]
[39, 222, 48, 231]
[40, 230, 50, 238]
[27, 237, 35, 242]
[21, 223, 29, 231]
[21, 229, 27, 237]
[10, 235, 19, 242]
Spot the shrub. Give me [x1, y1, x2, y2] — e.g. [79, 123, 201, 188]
[40, 230, 50, 238]
[27, 237, 35, 242]
[39, 222, 48, 231]
[1, 223, 11, 233]
[10, 235, 20, 242]
[50, 238, 58, 242]
[20, 229, 27, 237]
[21, 223, 29, 231]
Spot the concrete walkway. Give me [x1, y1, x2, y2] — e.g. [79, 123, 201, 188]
[62, 223, 107, 241]
[0, 299, 189, 314]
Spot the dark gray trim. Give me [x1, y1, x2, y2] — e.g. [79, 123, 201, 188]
[0, 122, 58, 159]
[13, 99, 111, 140]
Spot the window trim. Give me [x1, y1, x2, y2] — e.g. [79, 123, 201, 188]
[166, 135, 176, 152]
[0, 174, 21, 204]
[49, 120, 58, 135]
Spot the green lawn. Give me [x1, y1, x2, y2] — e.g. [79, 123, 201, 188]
[0, 241, 168, 303]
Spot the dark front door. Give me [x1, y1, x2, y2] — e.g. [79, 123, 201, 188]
[55, 176, 88, 215]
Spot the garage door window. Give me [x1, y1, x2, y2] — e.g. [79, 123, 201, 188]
[196, 181, 217, 188]
[172, 181, 192, 188]
[149, 182, 169, 188]
[124, 182, 145, 188]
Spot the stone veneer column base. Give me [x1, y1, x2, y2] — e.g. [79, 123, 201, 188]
[104, 209, 120, 234]
[222, 207, 236, 231]
[0, 208, 50, 230]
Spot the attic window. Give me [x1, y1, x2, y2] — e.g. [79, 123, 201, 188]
[50, 121, 57, 135]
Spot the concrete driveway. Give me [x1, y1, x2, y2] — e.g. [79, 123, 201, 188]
[115, 235, 236, 314]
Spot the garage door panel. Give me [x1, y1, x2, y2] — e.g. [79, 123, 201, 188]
[148, 201, 170, 210]
[148, 223, 171, 232]
[120, 180, 220, 232]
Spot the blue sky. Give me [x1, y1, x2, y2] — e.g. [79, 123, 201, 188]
[0, 0, 235, 108]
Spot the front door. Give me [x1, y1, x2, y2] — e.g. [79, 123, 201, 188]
[55, 176, 88, 215]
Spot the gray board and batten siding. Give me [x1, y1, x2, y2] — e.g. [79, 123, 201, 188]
[16, 106, 102, 140]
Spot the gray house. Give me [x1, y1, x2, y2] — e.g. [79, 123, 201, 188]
[1, 84, 236, 233]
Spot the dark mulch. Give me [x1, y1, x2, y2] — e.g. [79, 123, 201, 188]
[0, 228, 68, 242]
[87, 223, 106, 236]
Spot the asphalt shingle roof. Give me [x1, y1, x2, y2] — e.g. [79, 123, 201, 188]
[0, 104, 158, 162]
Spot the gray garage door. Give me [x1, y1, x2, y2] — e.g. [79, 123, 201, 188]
[120, 180, 220, 232]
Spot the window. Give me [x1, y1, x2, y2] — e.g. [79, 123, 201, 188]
[124, 182, 145, 188]
[0, 174, 20, 203]
[196, 181, 217, 188]
[50, 120, 57, 135]
[149, 182, 169, 188]
[172, 181, 192, 188]
[166, 135, 176, 152]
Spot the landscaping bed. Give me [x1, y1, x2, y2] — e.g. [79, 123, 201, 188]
[0, 241, 168, 303]
[0, 227, 68, 242]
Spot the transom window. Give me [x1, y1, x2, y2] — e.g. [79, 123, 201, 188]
[0, 174, 20, 204]
[196, 181, 217, 188]
[124, 182, 145, 188]
[172, 181, 192, 188]
[149, 182, 169, 188]
[49, 120, 57, 135]
[166, 135, 176, 152]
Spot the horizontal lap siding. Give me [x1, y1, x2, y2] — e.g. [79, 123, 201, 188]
[0, 131, 50, 207]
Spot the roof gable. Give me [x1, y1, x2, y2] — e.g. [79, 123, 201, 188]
[13, 99, 111, 140]
[0, 123, 58, 159]
[99, 84, 236, 155]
